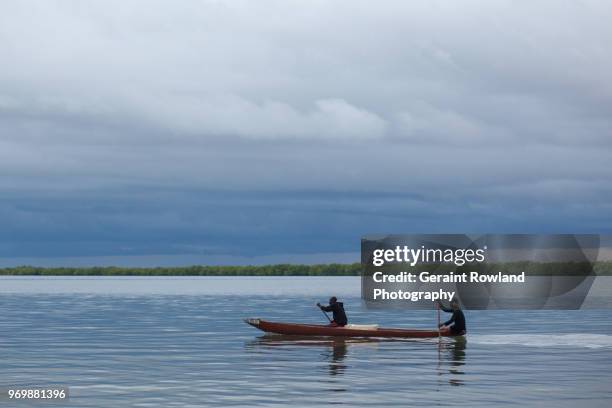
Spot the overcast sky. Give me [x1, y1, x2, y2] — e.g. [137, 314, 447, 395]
[1, 0, 611, 266]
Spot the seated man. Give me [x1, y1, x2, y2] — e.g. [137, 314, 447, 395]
[317, 296, 348, 327]
[437, 298, 467, 335]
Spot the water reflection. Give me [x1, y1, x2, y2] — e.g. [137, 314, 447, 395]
[246, 335, 351, 377]
[322, 339, 348, 376]
[247, 335, 469, 389]
[438, 337, 467, 386]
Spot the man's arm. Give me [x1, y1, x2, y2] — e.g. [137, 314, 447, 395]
[442, 310, 459, 327]
[318, 303, 333, 312]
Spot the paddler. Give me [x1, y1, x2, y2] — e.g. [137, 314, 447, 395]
[317, 297, 348, 327]
[437, 299, 467, 335]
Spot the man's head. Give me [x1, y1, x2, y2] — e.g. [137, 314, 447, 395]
[451, 299, 460, 310]
[329, 296, 337, 304]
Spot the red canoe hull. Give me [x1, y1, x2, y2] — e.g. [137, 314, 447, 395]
[245, 319, 454, 338]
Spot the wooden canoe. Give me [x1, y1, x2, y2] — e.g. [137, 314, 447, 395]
[244, 318, 456, 338]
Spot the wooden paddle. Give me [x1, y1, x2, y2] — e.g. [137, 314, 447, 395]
[437, 301, 441, 338]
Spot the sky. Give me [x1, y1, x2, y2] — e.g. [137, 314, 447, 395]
[1, 0, 611, 266]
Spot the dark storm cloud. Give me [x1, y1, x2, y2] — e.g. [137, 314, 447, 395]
[0, 1, 611, 264]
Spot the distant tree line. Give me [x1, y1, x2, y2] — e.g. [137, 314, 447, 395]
[1, 261, 611, 276]
[0, 263, 363, 276]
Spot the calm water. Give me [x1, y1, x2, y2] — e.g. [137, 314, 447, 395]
[1, 277, 611, 407]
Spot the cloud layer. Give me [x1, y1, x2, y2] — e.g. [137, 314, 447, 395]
[0, 0, 611, 263]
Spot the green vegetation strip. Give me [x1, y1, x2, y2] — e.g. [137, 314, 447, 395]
[0, 263, 363, 276]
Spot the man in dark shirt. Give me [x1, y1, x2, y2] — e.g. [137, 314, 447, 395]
[437, 299, 466, 335]
[317, 297, 348, 327]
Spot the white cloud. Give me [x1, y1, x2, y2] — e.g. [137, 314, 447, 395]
[133, 95, 387, 140]
[0, 0, 611, 146]
[0, 0, 610, 214]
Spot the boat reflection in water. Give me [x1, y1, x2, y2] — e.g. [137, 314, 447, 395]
[246, 335, 467, 383]
[324, 339, 348, 376]
[246, 335, 356, 377]
[437, 337, 467, 386]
